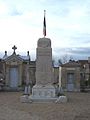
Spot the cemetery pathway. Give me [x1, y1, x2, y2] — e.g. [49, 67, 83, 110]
[0, 92, 90, 120]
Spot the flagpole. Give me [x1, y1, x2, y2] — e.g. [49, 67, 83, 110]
[44, 10, 46, 17]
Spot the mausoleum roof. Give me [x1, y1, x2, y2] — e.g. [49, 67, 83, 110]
[19, 55, 30, 60]
[61, 60, 80, 67]
[3, 55, 8, 60]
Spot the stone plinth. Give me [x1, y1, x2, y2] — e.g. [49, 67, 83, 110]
[29, 85, 57, 102]
[32, 85, 56, 98]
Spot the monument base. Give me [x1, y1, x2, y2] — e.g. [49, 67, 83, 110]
[20, 85, 67, 103]
[30, 84, 57, 102]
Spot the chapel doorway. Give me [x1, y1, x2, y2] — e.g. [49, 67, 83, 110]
[10, 67, 19, 88]
[67, 73, 74, 91]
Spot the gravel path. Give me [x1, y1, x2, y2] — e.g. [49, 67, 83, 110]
[0, 92, 90, 120]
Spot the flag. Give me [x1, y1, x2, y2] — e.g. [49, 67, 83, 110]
[43, 10, 46, 37]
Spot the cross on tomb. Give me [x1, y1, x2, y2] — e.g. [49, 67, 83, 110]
[12, 45, 17, 54]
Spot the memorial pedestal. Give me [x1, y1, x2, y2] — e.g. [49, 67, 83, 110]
[29, 84, 57, 102]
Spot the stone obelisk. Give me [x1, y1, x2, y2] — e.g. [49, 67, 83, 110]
[32, 37, 56, 100]
[31, 11, 56, 101]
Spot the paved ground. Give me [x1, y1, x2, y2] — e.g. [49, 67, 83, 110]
[0, 92, 90, 120]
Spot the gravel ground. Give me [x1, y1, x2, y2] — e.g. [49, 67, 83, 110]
[0, 92, 90, 120]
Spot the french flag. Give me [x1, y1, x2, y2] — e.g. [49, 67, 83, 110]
[43, 10, 46, 37]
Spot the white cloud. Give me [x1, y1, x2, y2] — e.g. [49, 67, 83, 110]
[0, 0, 90, 60]
[0, 1, 8, 16]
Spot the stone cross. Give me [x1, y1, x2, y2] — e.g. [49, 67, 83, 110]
[12, 45, 17, 54]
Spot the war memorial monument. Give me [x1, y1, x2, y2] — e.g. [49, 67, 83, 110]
[20, 11, 67, 103]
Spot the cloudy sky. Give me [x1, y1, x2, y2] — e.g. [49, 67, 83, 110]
[0, 0, 90, 60]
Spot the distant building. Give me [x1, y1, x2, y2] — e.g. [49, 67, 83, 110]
[59, 59, 90, 92]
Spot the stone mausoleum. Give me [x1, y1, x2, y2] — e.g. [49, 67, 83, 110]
[0, 45, 36, 90]
[59, 59, 90, 92]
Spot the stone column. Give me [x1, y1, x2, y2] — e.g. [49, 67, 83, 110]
[19, 64, 22, 86]
[6, 66, 9, 86]
[24, 62, 31, 95]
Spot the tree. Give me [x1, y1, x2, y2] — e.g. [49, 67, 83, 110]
[58, 59, 62, 66]
[58, 54, 74, 65]
[52, 59, 55, 67]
